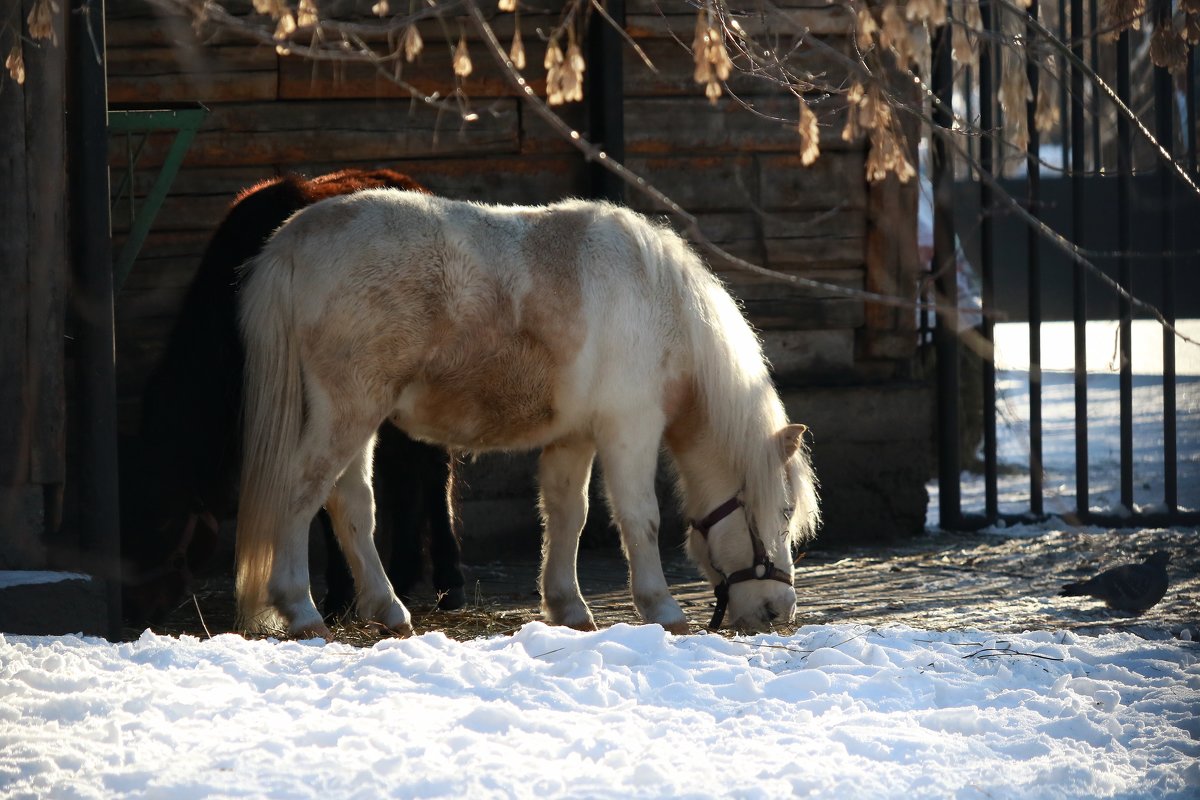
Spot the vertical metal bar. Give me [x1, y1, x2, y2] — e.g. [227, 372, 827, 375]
[1154, 48, 1177, 514]
[1189, 50, 1197, 175]
[966, 65, 975, 167]
[1070, 0, 1088, 519]
[69, 0, 121, 640]
[933, 18, 961, 530]
[1089, 0, 1100, 172]
[585, 0, 625, 203]
[125, 132, 134, 228]
[1026, 0, 1043, 518]
[1116, 33, 1133, 511]
[1059, 0, 1069, 170]
[979, 0, 997, 521]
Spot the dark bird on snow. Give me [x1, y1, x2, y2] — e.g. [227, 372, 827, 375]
[1059, 551, 1171, 614]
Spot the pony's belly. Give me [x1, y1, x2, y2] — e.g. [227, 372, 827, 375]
[390, 381, 571, 451]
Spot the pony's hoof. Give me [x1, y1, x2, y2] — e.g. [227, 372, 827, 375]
[436, 586, 467, 611]
[662, 621, 691, 635]
[567, 620, 599, 632]
[389, 622, 414, 638]
[291, 622, 333, 641]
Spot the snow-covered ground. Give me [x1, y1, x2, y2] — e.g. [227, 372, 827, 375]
[2, 623, 1198, 798]
[2, 323, 1197, 799]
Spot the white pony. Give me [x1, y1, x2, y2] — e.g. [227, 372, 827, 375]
[236, 191, 819, 638]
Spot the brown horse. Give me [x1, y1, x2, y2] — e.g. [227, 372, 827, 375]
[122, 169, 466, 627]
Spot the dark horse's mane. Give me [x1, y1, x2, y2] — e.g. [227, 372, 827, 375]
[122, 169, 465, 626]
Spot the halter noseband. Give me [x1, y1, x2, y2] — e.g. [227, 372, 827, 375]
[689, 496, 792, 631]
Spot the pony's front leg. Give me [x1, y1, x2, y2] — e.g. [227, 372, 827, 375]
[325, 437, 413, 637]
[537, 438, 597, 630]
[597, 422, 689, 635]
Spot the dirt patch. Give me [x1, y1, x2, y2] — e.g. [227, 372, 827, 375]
[126, 527, 1199, 645]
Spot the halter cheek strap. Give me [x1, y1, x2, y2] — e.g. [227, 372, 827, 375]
[688, 496, 793, 631]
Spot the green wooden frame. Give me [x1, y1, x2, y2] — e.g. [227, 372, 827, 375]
[107, 104, 208, 290]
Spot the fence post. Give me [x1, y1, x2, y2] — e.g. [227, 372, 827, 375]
[932, 9, 961, 530]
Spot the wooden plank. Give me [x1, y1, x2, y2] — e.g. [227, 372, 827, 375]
[112, 191, 259, 234]
[762, 328, 857, 381]
[762, 209, 866, 270]
[25, 0, 68, 486]
[107, 70, 278, 104]
[719, 269, 865, 331]
[623, 94, 860, 155]
[278, 38, 549, 100]
[106, 42, 277, 103]
[758, 151, 868, 210]
[679, 210, 864, 271]
[117, 164, 277, 199]
[623, 36, 855, 98]
[625, 151, 865, 213]
[862, 70, 921, 355]
[107, 10, 259, 46]
[294, 154, 590, 204]
[624, 154, 758, 212]
[105, 43, 274, 75]
[0, 2, 29, 487]
[781, 383, 934, 444]
[519, 101, 589, 155]
[625, 5, 854, 39]
[106, 99, 522, 168]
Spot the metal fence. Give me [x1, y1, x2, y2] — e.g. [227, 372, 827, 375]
[928, 0, 1199, 530]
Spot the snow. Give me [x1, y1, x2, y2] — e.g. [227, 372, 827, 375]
[2, 624, 1197, 798]
[0, 571, 91, 590]
[2, 328, 1197, 799]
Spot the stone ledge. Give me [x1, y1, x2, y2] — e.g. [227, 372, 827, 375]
[0, 572, 109, 636]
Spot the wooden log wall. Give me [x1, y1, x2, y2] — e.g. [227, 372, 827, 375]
[0, 0, 68, 571]
[105, 0, 929, 544]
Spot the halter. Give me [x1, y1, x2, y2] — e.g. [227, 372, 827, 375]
[689, 495, 792, 630]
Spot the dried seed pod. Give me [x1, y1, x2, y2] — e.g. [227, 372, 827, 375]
[1149, 21, 1188, 71]
[27, 0, 60, 44]
[296, 0, 318, 27]
[273, 12, 296, 40]
[798, 99, 820, 166]
[856, 6, 878, 51]
[509, 28, 525, 70]
[453, 34, 472, 78]
[6, 43, 25, 85]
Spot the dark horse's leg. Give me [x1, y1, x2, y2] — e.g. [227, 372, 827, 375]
[321, 425, 466, 617]
[425, 450, 466, 611]
[319, 510, 353, 620]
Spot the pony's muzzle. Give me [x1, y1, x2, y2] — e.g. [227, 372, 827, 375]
[727, 584, 796, 632]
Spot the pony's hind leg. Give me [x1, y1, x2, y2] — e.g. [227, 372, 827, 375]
[597, 417, 689, 635]
[264, 504, 331, 639]
[325, 435, 414, 636]
[538, 438, 597, 630]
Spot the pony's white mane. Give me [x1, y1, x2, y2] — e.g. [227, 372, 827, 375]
[625, 213, 820, 549]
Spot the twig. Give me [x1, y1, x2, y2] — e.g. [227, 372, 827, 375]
[465, 0, 975, 319]
[192, 594, 213, 639]
[962, 646, 1064, 661]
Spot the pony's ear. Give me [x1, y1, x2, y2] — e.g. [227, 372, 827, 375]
[777, 423, 808, 460]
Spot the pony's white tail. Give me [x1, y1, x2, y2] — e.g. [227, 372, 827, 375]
[235, 250, 304, 632]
